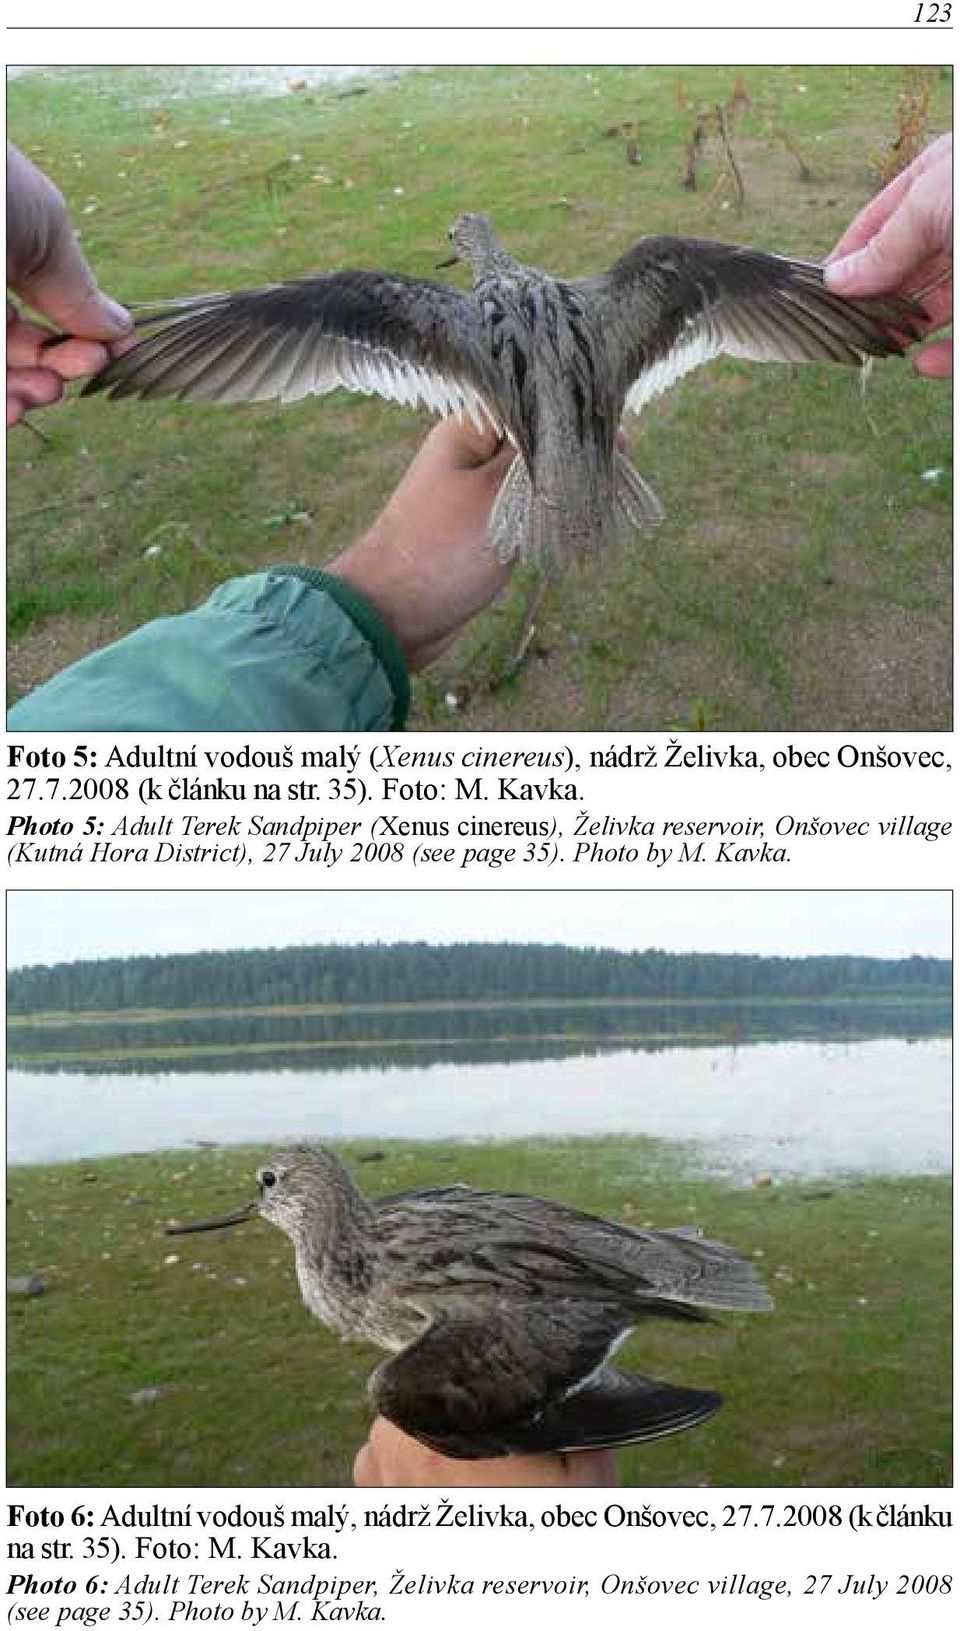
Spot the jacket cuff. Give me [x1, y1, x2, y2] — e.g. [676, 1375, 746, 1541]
[274, 565, 411, 729]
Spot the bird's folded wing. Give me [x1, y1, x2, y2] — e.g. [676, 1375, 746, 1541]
[370, 1304, 719, 1458]
[387, 1190, 771, 1312]
[82, 271, 504, 429]
[579, 236, 925, 416]
[378, 1195, 687, 1310]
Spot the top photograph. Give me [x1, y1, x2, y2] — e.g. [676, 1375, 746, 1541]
[6, 64, 952, 734]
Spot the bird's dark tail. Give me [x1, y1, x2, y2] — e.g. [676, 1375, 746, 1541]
[407, 1368, 721, 1460]
[652, 1229, 775, 1314]
[504, 1366, 721, 1455]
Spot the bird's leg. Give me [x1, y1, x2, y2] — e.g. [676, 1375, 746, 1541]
[495, 567, 551, 684]
[449, 566, 550, 702]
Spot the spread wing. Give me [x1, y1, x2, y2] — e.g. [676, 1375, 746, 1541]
[578, 235, 924, 416]
[369, 1305, 721, 1458]
[83, 270, 504, 432]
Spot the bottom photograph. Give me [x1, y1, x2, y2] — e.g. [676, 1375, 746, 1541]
[6, 889, 952, 1489]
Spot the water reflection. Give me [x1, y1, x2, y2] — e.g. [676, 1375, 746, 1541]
[8, 994, 949, 1075]
[7, 1036, 950, 1180]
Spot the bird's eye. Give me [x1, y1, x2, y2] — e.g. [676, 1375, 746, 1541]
[260, 1170, 276, 1190]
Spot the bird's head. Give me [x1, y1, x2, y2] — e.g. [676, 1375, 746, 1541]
[253, 1147, 334, 1238]
[165, 1145, 358, 1248]
[437, 212, 501, 271]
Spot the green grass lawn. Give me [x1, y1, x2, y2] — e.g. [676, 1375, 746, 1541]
[7, 65, 952, 729]
[6, 1138, 950, 1488]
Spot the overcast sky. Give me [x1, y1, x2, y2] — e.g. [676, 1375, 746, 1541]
[5, 890, 950, 969]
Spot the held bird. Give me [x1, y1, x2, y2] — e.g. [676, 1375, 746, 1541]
[85, 215, 923, 568]
[166, 1145, 773, 1460]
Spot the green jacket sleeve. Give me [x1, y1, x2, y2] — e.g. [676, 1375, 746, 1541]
[7, 567, 410, 732]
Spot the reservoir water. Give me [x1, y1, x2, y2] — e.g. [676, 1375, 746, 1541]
[7, 1035, 950, 1180]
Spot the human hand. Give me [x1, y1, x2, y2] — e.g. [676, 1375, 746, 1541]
[329, 416, 516, 670]
[825, 133, 952, 377]
[7, 143, 132, 426]
[353, 1416, 617, 1488]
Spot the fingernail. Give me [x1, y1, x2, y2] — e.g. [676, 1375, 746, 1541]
[96, 295, 134, 335]
[824, 254, 857, 291]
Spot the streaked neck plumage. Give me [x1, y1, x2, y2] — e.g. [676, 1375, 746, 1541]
[268, 1150, 375, 1335]
[449, 213, 518, 285]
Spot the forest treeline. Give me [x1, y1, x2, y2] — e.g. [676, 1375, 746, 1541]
[7, 940, 951, 1015]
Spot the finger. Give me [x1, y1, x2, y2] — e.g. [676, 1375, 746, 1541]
[829, 137, 952, 261]
[352, 1443, 377, 1487]
[16, 225, 132, 343]
[8, 319, 112, 379]
[6, 365, 64, 412]
[37, 334, 113, 380]
[558, 1449, 618, 1487]
[828, 165, 921, 262]
[825, 185, 947, 298]
[913, 284, 952, 330]
[7, 312, 59, 365]
[915, 336, 952, 377]
[900, 253, 953, 313]
[431, 414, 509, 470]
[108, 328, 141, 358]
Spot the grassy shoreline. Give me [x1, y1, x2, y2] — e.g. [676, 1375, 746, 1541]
[9, 990, 950, 1025]
[7, 1137, 951, 1488]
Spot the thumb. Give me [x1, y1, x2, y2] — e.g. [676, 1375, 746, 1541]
[17, 226, 131, 342]
[440, 412, 510, 470]
[826, 180, 944, 299]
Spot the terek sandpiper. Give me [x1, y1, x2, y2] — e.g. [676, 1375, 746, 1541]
[85, 216, 922, 568]
[167, 1145, 773, 1459]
